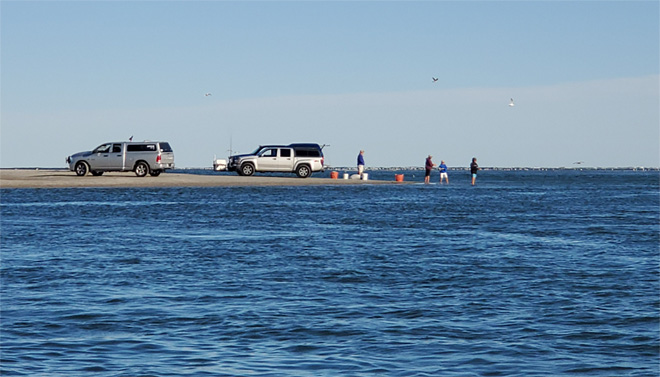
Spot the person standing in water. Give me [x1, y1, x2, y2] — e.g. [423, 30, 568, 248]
[357, 150, 365, 178]
[470, 157, 479, 186]
[425, 155, 436, 184]
[438, 160, 449, 184]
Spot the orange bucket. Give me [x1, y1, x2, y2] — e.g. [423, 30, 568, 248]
[330, 171, 339, 179]
[395, 174, 404, 182]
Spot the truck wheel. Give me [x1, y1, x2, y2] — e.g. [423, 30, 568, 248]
[91, 171, 104, 176]
[135, 161, 149, 177]
[149, 170, 161, 177]
[240, 163, 255, 176]
[75, 161, 89, 176]
[296, 164, 311, 178]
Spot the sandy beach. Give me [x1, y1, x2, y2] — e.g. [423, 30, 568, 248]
[0, 169, 400, 189]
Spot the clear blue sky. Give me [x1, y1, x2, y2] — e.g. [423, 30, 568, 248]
[2, 1, 658, 168]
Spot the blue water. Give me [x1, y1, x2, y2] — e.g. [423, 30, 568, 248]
[1, 170, 658, 376]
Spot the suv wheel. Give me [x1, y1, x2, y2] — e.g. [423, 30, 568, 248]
[240, 163, 255, 176]
[135, 161, 149, 177]
[296, 164, 311, 178]
[75, 161, 89, 176]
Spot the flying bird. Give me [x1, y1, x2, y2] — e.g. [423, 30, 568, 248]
[205, 93, 212, 97]
[432, 77, 439, 83]
[509, 98, 515, 107]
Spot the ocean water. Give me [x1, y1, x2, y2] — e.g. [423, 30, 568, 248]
[1, 170, 658, 376]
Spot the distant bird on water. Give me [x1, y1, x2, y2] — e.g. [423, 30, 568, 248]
[509, 98, 515, 107]
[432, 77, 439, 83]
[205, 93, 212, 97]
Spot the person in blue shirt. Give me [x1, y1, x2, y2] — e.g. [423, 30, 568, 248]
[470, 157, 479, 185]
[438, 160, 449, 184]
[357, 150, 365, 177]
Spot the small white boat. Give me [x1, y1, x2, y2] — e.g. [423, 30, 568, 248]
[213, 156, 227, 171]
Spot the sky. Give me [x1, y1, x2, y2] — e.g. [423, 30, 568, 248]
[2, 1, 658, 169]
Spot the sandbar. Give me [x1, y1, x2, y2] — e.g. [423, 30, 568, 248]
[0, 169, 400, 189]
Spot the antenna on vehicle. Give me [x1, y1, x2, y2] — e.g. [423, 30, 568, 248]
[227, 131, 233, 157]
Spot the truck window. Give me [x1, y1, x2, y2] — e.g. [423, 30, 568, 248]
[159, 142, 173, 153]
[127, 144, 156, 152]
[93, 144, 112, 154]
[260, 148, 277, 157]
[280, 149, 291, 158]
[112, 144, 122, 153]
[295, 149, 321, 157]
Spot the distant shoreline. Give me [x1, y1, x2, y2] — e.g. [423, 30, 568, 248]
[2, 166, 658, 172]
[305, 166, 658, 172]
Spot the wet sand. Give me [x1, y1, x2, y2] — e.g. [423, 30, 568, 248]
[0, 169, 401, 189]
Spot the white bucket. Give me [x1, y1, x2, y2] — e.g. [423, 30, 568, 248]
[362, 173, 369, 181]
[343, 173, 349, 179]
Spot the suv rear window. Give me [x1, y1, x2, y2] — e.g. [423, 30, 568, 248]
[127, 144, 157, 152]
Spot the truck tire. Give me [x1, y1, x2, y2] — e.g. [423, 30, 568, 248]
[135, 161, 149, 177]
[296, 164, 312, 178]
[240, 163, 255, 176]
[75, 161, 89, 176]
[149, 170, 162, 177]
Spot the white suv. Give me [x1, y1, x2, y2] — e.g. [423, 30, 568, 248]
[227, 143, 324, 178]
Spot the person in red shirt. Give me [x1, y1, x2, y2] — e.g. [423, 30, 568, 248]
[425, 155, 436, 184]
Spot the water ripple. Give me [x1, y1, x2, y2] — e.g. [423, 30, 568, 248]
[1, 171, 658, 376]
